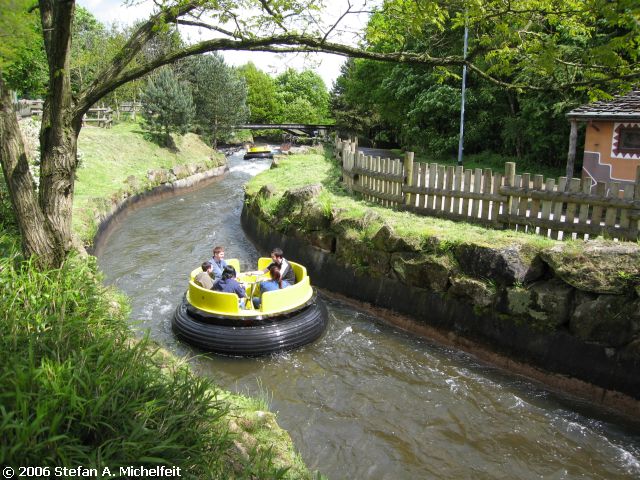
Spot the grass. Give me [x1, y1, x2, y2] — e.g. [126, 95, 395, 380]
[73, 121, 225, 240]
[247, 147, 557, 251]
[0, 250, 225, 474]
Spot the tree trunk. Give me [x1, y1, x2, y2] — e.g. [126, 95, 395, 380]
[38, 111, 81, 262]
[506, 91, 522, 159]
[212, 118, 218, 149]
[0, 76, 59, 266]
[566, 119, 578, 182]
[37, 0, 81, 265]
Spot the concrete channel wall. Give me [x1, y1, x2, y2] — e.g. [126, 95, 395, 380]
[90, 164, 227, 256]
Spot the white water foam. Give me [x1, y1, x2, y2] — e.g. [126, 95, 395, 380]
[229, 161, 271, 176]
[335, 326, 353, 341]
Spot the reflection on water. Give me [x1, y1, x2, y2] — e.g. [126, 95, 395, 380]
[97, 152, 640, 480]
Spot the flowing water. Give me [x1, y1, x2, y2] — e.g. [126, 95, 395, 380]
[97, 151, 640, 479]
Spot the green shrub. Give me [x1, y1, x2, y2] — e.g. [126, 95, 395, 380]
[0, 252, 232, 475]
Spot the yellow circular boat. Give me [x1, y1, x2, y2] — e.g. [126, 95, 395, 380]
[243, 146, 273, 160]
[172, 258, 327, 355]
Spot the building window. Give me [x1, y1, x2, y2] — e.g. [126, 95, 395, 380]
[612, 123, 640, 158]
[620, 128, 640, 151]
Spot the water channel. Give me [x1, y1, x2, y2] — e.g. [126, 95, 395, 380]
[97, 151, 640, 479]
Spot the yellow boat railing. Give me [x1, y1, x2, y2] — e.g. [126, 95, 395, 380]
[186, 257, 313, 317]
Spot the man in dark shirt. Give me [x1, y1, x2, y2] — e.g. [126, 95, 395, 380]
[248, 247, 296, 285]
[213, 265, 247, 307]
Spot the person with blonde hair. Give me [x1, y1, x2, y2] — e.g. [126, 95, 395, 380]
[208, 245, 228, 281]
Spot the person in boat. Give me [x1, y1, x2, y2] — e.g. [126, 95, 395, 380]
[194, 261, 215, 289]
[252, 264, 291, 308]
[214, 265, 247, 307]
[248, 247, 296, 285]
[208, 245, 228, 281]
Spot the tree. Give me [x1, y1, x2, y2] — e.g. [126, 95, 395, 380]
[1, 0, 639, 268]
[276, 68, 330, 122]
[184, 54, 249, 148]
[238, 62, 283, 123]
[70, 6, 108, 94]
[0, 0, 47, 97]
[140, 66, 194, 147]
[331, 0, 640, 162]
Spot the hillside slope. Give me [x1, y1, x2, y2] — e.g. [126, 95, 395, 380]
[74, 122, 225, 241]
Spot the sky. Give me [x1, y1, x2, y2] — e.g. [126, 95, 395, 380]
[76, 0, 373, 89]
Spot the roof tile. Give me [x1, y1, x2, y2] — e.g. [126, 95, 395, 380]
[567, 90, 640, 120]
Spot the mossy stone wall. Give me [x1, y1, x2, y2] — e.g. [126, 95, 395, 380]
[242, 185, 640, 400]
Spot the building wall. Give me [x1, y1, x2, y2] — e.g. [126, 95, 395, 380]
[582, 121, 640, 185]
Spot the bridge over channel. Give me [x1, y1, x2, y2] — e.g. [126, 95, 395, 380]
[236, 124, 336, 137]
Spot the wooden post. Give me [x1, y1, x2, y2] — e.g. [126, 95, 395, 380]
[504, 162, 516, 229]
[565, 119, 578, 183]
[403, 151, 415, 207]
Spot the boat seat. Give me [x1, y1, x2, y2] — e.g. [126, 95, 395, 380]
[188, 281, 240, 314]
[227, 258, 240, 273]
[260, 275, 311, 313]
[290, 262, 307, 282]
[257, 257, 272, 271]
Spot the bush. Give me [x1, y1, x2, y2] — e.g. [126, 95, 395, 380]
[0, 252, 231, 475]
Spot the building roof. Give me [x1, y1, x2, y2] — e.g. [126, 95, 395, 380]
[567, 90, 640, 121]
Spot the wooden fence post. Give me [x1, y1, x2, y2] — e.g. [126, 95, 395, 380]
[403, 151, 415, 207]
[504, 162, 516, 228]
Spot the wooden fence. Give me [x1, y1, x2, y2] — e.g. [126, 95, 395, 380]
[83, 107, 113, 128]
[117, 102, 142, 120]
[14, 99, 43, 118]
[13, 99, 113, 128]
[336, 138, 640, 241]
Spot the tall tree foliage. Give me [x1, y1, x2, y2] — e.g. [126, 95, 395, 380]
[184, 54, 249, 148]
[0, 0, 47, 97]
[70, 6, 108, 94]
[238, 62, 283, 123]
[0, 0, 638, 267]
[332, 0, 639, 163]
[276, 68, 330, 123]
[140, 67, 195, 147]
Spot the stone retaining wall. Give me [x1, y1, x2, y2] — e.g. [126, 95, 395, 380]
[242, 183, 640, 402]
[90, 164, 227, 256]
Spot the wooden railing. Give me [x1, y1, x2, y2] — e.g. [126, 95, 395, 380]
[14, 99, 43, 118]
[336, 138, 640, 241]
[83, 107, 113, 128]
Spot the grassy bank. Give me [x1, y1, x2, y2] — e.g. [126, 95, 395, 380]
[0, 123, 317, 478]
[73, 121, 225, 243]
[0, 233, 314, 477]
[247, 147, 555, 251]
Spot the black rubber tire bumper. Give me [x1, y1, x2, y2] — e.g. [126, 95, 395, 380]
[243, 152, 273, 160]
[172, 293, 328, 356]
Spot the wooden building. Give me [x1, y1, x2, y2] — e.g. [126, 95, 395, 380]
[567, 90, 640, 188]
